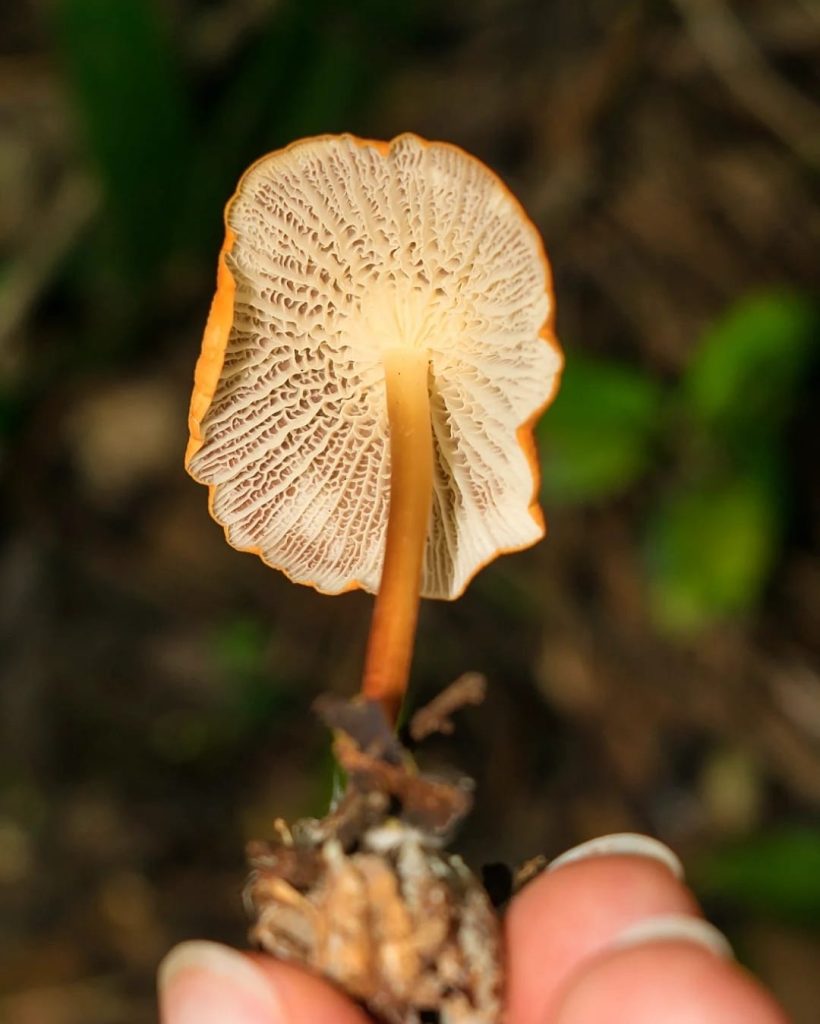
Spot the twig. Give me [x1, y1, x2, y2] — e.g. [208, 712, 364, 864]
[672, 0, 820, 168]
[410, 672, 487, 742]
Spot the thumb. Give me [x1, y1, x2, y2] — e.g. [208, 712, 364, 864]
[158, 940, 370, 1024]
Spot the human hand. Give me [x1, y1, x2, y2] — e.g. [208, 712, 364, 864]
[158, 833, 789, 1024]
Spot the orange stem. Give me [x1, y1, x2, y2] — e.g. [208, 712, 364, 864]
[361, 347, 433, 725]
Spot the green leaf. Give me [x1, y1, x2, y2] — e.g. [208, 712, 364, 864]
[692, 828, 820, 927]
[646, 470, 780, 634]
[51, 0, 193, 281]
[538, 353, 663, 503]
[212, 617, 269, 678]
[210, 617, 292, 734]
[684, 290, 818, 446]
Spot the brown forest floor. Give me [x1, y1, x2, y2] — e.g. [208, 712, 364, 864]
[1, 1, 819, 1022]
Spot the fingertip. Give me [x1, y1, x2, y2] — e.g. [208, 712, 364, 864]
[547, 834, 684, 881]
[158, 941, 369, 1024]
[159, 941, 282, 1024]
[506, 853, 699, 1024]
[248, 957, 373, 1024]
[553, 941, 790, 1024]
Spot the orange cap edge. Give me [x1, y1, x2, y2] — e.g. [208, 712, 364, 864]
[184, 132, 564, 599]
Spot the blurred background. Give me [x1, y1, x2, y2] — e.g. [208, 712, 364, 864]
[1, 0, 819, 1021]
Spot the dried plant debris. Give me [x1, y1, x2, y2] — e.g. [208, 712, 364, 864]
[512, 854, 549, 894]
[409, 673, 487, 743]
[245, 679, 503, 1024]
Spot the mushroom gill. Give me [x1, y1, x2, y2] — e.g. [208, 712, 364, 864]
[186, 133, 562, 603]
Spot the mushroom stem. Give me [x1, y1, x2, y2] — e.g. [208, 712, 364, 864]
[361, 346, 433, 724]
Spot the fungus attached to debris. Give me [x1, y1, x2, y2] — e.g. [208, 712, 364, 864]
[186, 133, 561, 720]
[246, 681, 506, 1024]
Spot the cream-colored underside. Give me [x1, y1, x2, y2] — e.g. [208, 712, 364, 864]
[188, 135, 559, 598]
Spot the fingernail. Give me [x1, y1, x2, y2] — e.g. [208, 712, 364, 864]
[611, 914, 734, 960]
[158, 940, 282, 1023]
[548, 833, 684, 880]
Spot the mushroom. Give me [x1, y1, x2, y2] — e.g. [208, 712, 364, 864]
[186, 133, 561, 721]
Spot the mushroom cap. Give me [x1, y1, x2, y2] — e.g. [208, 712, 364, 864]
[186, 133, 562, 599]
